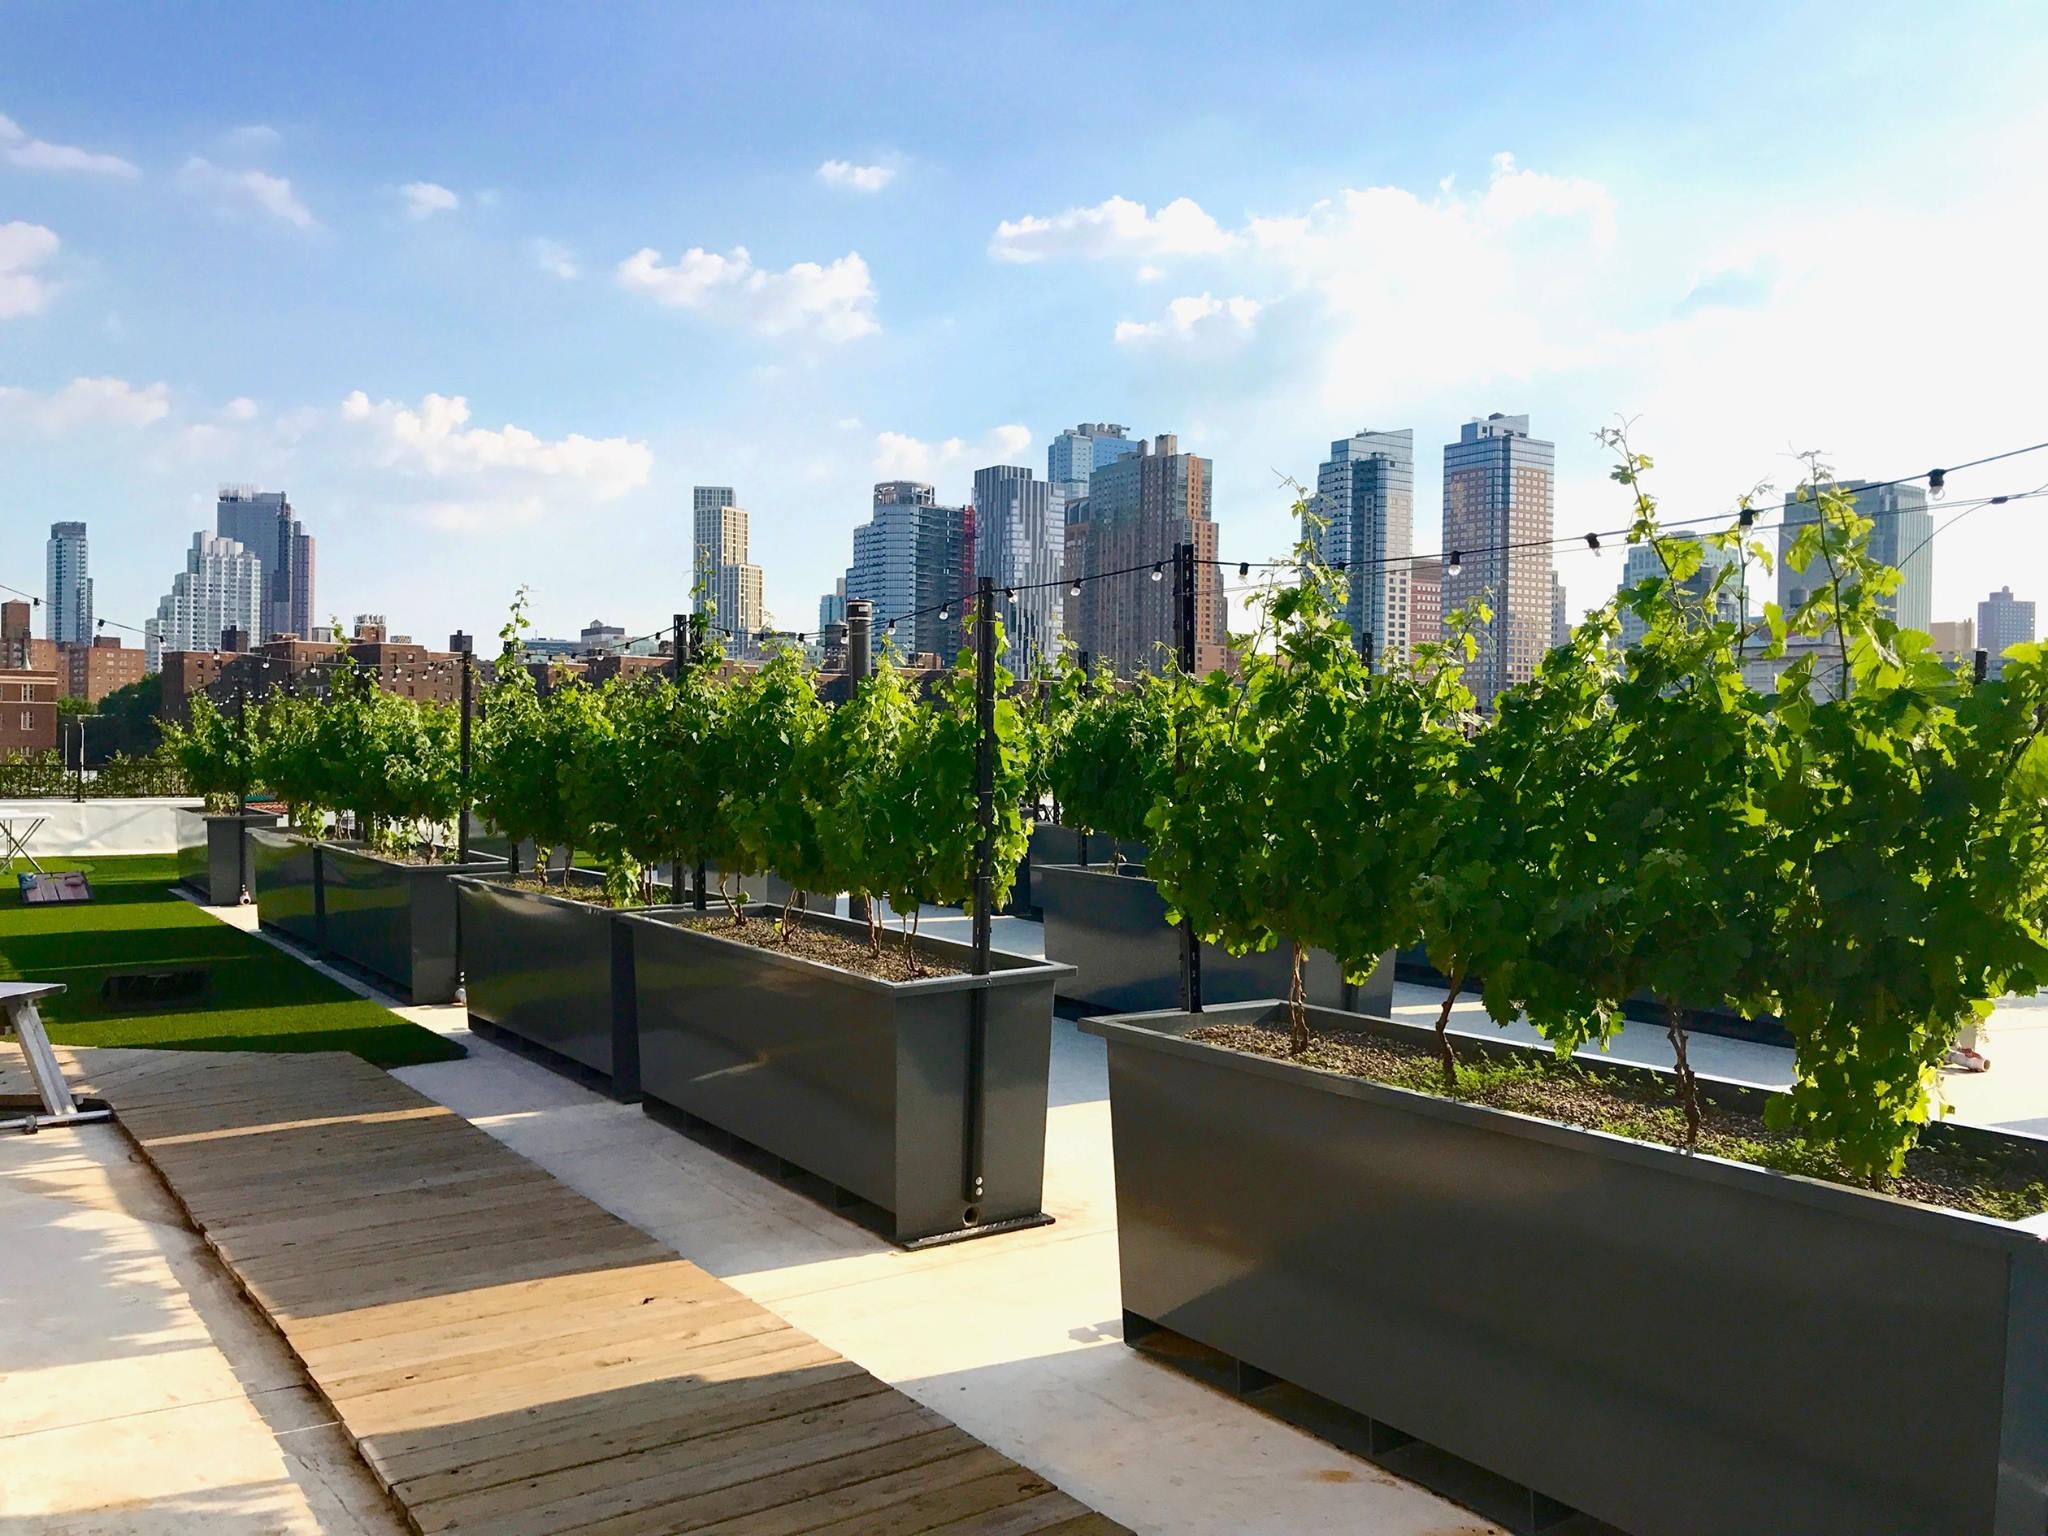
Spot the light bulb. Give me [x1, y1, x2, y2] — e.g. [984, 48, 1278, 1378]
[1447, 551, 1463, 577]
[1585, 533, 1602, 553]
[1150, 564, 1164, 582]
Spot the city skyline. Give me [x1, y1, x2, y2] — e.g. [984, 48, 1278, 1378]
[4, 4, 2046, 650]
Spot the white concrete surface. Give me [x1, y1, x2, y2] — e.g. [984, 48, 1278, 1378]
[0, 1118, 404, 1536]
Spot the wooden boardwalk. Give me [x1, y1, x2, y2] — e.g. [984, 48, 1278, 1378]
[6, 1044, 1127, 1536]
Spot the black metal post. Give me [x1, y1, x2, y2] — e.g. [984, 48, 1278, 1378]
[690, 613, 708, 910]
[1974, 648, 1989, 684]
[963, 575, 996, 1211]
[73, 716, 84, 803]
[1175, 541, 1203, 1013]
[1073, 648, 1092, 867]
[457, 647, 474, 865]
[1362, 628, 1376, 672]
[235, 670, 251, 904]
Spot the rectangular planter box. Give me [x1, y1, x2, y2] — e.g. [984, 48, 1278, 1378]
[320, 842, 505, 1004]
[177, 809, 279, 905]
[1081, 1000, 2048, 1536]
[250, 827, 323, 950]
[1036, 861, 1391, 1017]
[627, 905, 1074, 1244]
[456, 874, 678, 1098]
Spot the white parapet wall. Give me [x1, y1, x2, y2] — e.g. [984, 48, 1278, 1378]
[0, 798, 205, 858]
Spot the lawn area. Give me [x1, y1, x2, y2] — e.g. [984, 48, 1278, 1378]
[0, 854, 463, 1068]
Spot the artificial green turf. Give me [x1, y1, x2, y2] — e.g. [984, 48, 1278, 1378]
[0, 854, 463, 1068]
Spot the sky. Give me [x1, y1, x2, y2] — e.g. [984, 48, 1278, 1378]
[4, 0, 2046, 651]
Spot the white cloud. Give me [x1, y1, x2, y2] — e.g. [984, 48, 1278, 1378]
[222, 396, 259, 422]
[872, 424, 1032, 483]
[0, 111, 138, 177]
[1136, 264, 1164, 282]
[816, 159, 895, 193]
[178, 156, 316, 230]
[339, 390, 652, 503]
[1115, 292, 1262, 346]
[0, 376, 172, 432]
[532, 238, 579, 280]
[0, 221, 59, 318]
[401, 181, 459, 219]
[989, 195, 1238, 264]
[418, 495, 546, 532]
[616, 245, 878, 342]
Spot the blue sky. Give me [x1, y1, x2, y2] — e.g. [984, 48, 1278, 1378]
[4, 0, 2046, 648]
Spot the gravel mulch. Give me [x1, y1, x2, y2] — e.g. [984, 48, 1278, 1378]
[1188, 1017, 2048, 1221]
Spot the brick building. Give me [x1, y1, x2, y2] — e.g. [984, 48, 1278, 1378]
[0, 669, 58, 754]
[158, 617, 482, 723]
[59, 636, 147, 704]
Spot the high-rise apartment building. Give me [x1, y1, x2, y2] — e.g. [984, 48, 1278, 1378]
[691, 486, 765, 654]
[1551, 570, 1570, 649]
[817, 577, 847, 636]
[1777, 480, 1932, 634]
[216, 488, 315, 639]
[1441, 414, 1555, 709]
[1308, 429, 1413, 662]
[1047, 422, 1139, 510]
[1616, 533, 1740, 647]
[145, 533, 265, 672]
[1977, 587, 2036, 678]
[46, 521, 92, 644]
[848, 481, 973, 664]
[1063, 434, 1226, 676]
[1408, 557, 1444, 651]
[972, 464, 1063, 676]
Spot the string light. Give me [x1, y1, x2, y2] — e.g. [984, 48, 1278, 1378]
[1239, 561, 1249, 578]
[1929, 467, 1947, 499]
[1069, 581, 1081, 597]
[1447, 550, 1463, 576]
[1585, 532, 1602, 552]
[1150, 563, 1164, 582]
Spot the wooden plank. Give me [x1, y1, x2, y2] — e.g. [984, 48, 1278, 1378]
[72, 1044, 1130, 1536]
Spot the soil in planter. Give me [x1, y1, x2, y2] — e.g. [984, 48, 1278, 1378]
[677, 914, 966, 984]
[489, 875, 675, 909]
[1189, 1018, 2048, 1221]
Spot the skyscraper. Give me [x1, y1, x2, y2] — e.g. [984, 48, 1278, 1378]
[1063, 434, 1226, 676]
[215, 488, 315, 639]
[972, 464, 1063, 676]
[691, 485, 765, 654]
[1408, 557, 1444, 651]
[1977, 586, 2036, 678]
[817, 577, 847, 635]
[848, 481, 973, 663]
[1616, 533, 1740, 647]
[1551, 570, 1570, 649]
[1777, 480, 1933, 634]
[1308, 429, 1413, 662]
[1441, 414, 1555, 709]
[1047, 422, 1139, 510]
[45, 521, 91, 644]
[144, 533, 265, 672]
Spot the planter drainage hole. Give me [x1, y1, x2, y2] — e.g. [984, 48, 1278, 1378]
[962, 1205, 982, 1226]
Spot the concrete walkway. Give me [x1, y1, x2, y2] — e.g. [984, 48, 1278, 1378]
[0, 1104, 404, 1536]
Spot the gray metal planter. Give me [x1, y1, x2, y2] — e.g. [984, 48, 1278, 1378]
[319, 842, 505, 1003]
[250, 827, 323, 949]
[1036, 862, 1391, 1016]
[455, 875, 675, 1098]
[627, 905, 1073, 1245]
[176, 809, 278, 905]
[1081, 1000, 2048, 1536]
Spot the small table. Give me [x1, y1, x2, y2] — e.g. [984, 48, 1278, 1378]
[0, 981, 108, 1133]
[0, 815, 47, 875]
